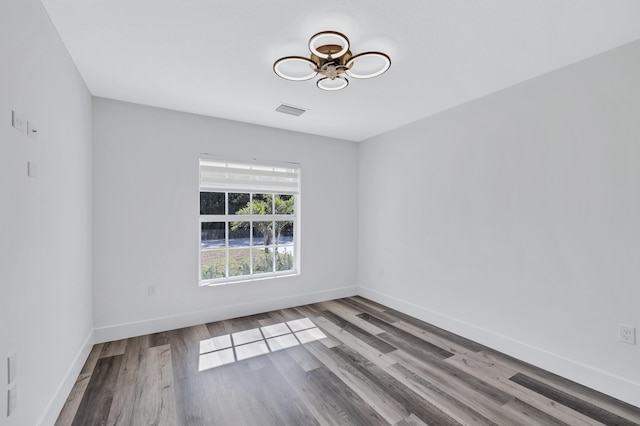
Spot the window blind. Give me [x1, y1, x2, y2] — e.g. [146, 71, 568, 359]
[199, 159, 300, 194]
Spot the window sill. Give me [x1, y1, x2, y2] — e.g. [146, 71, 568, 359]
[199, 271, 299, 287]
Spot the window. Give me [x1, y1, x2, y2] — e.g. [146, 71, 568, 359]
[199, 158, 300, 285]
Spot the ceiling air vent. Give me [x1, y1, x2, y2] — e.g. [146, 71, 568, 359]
[276, 104, 306, 116]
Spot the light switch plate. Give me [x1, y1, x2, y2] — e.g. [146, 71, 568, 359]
[7, 385, 17, 416]
[27, 161, 38, 178]
[11, 111, 26, 133]
[27, 121, 37, 140]
[7, 353, 17, 384]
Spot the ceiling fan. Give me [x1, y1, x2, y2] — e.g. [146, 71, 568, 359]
[273, 31, 391, 91]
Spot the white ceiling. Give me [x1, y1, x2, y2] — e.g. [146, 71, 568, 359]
[41, 0, 640, 142]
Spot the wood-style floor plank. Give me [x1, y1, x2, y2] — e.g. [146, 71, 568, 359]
[445, 352, 605, 425]
[54, 374, 91, 426]
[129, 345, 177, 426]
[351, 295, 392, 312]
[106, 337, 177, 426]
[228, 352, 319, 426]
[394, 413, 429, 425]
[99, 339, 127, 358]
[338, 297, 401, 323]
[167, 324, 210, 381]
[80, 343, 105, 375]
[312, 315, 398, 369]
[379, 305, 488, 353]
[483, 348, 640, 423]
[149, 331, 170, 348]
[387, 363, 500, 426]
[501, 398, 570, 426]
[292, 307, 343, 348]
[304, 340, 409, 424]
[307, 366, 390, 425]
[106, 335, 148, 425]
[267, 349, 348, 424]
[389, 350, 545, 425]
[393, 348, 509, 405]
[319, 299, 388, 336]
[282, 344, 323, 372]
[511, 373, 639, 426]
[388, 316, 475, 356]
[357, 312, 454, 360]
[320, 309, 398, 354]
[56, 344, 106, 425]
[330, 343, 463, 426]
[56, 297, 640, 426]
[71, 355, 123, 426]
[168, 325, 215, 425]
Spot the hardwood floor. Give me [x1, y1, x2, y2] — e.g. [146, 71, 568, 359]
[55, 297, 640, 425]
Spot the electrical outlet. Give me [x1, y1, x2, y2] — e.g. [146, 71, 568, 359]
[7, 385, 16, 416]
[619, 325, 636, 345]
[147, 284, 156, 296]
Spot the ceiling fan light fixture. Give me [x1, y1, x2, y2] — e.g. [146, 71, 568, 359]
[345, 52, 391, 79]
[317, 76, 349, 91]
[273, 56, 318, 81]
[274, 31, 390, 91]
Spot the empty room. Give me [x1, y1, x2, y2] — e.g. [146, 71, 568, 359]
[2, 0, 640, 425]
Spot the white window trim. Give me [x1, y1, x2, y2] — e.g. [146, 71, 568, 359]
[199, 157, 301, 286]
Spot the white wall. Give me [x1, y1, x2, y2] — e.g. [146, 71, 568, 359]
[0, 1, 93, 425]
[3, 1, 638, 420]
[92, 98, 359, 340]
[358, 40, 640, 406]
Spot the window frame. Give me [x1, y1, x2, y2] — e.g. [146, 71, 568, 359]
[198, 158, 300, 286]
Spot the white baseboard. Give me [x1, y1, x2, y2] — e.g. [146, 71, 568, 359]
[94, 285, 358, 343]
[358, 286, 640, 408]
[37, 329, 95, 426]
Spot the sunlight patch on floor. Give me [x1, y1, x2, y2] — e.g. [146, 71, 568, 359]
[198, 318, 326, 371]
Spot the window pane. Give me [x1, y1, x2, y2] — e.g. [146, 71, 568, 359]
[201, 250, 226, 279]
[229, 193, 250, 215]
[229, 222, 250, 247]
[275, 220, 293, 245]
[201, 222, 225, 248]
[229, 248, 251, 277]
[253, 221, 273, 248]
[276, 246, 295, 272]
[275, 194, 294, 215]
[253, 247, 273, 274]
[252, 194, 273, 215]
[200, 192, 225, 215]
